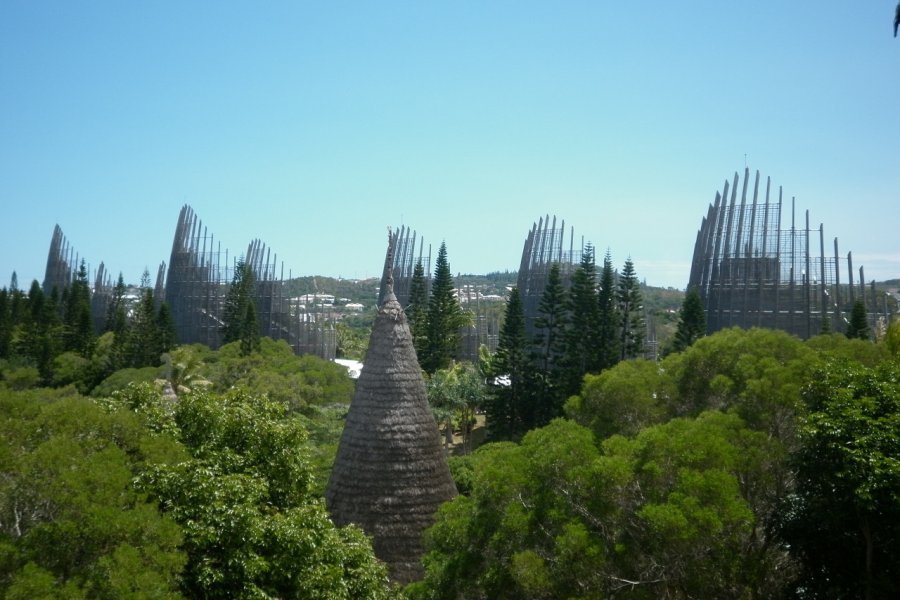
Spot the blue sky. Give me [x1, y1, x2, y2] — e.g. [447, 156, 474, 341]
[2, 1, 898, 289]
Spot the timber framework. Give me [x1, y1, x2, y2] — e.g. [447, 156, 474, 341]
[688, 168, 895, 339]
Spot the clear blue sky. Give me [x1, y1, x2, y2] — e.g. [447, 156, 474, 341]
[2, 1, 898, 289]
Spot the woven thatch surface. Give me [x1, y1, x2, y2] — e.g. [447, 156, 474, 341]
[326, 287, 456, 583]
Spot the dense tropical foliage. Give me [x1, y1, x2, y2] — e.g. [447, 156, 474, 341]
[0, 381, 390, 598]
[411, 325, 900, 599]
[2, 266, 898, 598]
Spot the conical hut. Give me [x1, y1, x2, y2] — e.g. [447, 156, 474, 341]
[325, 233, 457, 584]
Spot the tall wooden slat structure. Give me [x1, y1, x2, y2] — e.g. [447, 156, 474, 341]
[688, 168, 892, 338]
[514, 214, 659, 355]
[515, 214, 578, 338]
[164, 205, 336, 357]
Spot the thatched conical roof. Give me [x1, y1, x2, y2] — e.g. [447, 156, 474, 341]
[326, 237, 456, 584]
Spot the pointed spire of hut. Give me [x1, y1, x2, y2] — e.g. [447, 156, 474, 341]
[377, 226, 398, 308]
[326, 231, 456, 584]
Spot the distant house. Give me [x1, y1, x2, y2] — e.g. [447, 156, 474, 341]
[294, 293, 335, 306]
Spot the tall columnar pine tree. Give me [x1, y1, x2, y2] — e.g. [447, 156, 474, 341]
[127, 269, 162, 368]
[846, 300, 871, 340]
[139, 268, 151, 290]
[156, 302, 177, 354]
[21, 281, 61, 381]
[104, 273, 128, 334]
[1, 281, 27, 359]
[8, 273, 25, 324]
[531, 262, 568, 423]
[63, 260, 95, 356]
[0, 288, 10, 359]
[105, 273, 130, 370]
[420, 242, 468, 374]
[617, 257, 645, 360]
[222, 258, 257, 345]
[671, 287, 706, 353]
[597, 249, 621, 370]
[562, 245, 600, 396]
[407, 258, 429, 352]
[239, 299, 261, 356]
[487, 287, 534, 440]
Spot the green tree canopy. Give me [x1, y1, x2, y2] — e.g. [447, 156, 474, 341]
[565, 358, 672, 440]
[412, 413, 788, 599]
[134, 387, 390, 599]
[0, 386, 186, 598]
[780, 361, 900, 599]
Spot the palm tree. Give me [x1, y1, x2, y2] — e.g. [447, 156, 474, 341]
[160, 346, 210, 397]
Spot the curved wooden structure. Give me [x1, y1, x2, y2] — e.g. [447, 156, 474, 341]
[688, 168, 891, 338]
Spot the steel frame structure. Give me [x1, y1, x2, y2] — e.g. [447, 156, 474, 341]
[688, 168, 891, 338]
[165, 205, 336, 357]
[516, 214, 579, 337]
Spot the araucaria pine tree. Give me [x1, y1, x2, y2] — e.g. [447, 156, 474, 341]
[486, 287, 532, 440]
[0, 288, 11, 359]
[617, 257, 645, 360]
[561, 245, 600, 396]
[105, 273, 130, 370]
[597, 249, 621, 370]
[845, 300, 870, 340]
[222, 258, 256, 344]
[671, 287, 706, 353]
[127, 269, 162, 367]
[156, 302, 177, 354]
[420, 242, 467, 374]
[239, 299, 260, 356]
[63, 260, 95, 356]
[104, 273, 128, 334]
[21, 281, 61, 381]
[531, 262, 568, 423]
[407, 259, 429, 352]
